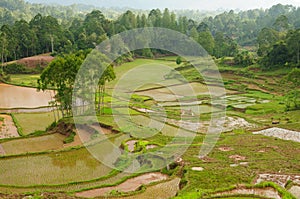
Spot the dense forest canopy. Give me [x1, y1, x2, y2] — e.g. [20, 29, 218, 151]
[0, 0, 299, 70]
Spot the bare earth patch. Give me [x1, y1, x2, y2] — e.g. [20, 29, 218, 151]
[229, 154, 246, 161]
[126, 140, 138, 152]
[289, 186, 300, 199]
[213, 187, 281, 199]
[191, 167, 204, 171]
[167, 116, 255, 133]
[146, 144, 158, 150]
[0, 115, 19, 139]
[218, 146, 233, 151]
[17, 54, 54, 68]
[254, 173, 300, 187]
[76, 172, 168, 198]
[253, 127, 300, 143]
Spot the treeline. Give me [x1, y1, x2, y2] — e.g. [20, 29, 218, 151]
[0, 8, 240, 63]
[0, 2, 300, 68]
[203, 4, 300, 46]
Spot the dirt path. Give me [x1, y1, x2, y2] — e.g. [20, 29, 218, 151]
[76, 172, 168, 198]
[0, 114, 19, 139]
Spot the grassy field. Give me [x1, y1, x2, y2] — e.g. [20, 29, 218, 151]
[1, 133, 65, 155]
[0, 149, 112, 186]
[0, 57, 299, 198]
[13, 112, 59, 135]
[8, 74, 40, 87]
[179, 132, 300, 193]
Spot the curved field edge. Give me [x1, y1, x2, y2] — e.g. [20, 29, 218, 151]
[174, 182, 296, 199]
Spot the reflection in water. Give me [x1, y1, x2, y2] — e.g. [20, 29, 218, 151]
[0, 83, 53, 109]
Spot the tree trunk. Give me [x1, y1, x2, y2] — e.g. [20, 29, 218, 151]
[102, 83, 106, 115]
[50, 35, 54, 53]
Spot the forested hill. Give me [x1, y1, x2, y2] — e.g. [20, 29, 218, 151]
[0, 1, 299, 70]
[203, 4, 300, 46]
[0, 0, 220, 26]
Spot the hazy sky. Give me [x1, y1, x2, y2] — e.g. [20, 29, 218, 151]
[26, 0, 300, 10]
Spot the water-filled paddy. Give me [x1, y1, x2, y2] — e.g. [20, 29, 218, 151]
[0, 83, 53, 109]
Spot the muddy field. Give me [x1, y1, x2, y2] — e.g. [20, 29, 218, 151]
[76, 172, 168, 198]
[0, 83, 53, 109]
[0, 114, 19, 139]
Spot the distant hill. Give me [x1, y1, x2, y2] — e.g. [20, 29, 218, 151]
[0, 0, 222, 26]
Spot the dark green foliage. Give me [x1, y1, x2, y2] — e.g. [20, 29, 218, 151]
[284, 68, 300, 110]
[3, 63, 27, 74]
[63, 131, 76, 144]
[176, 56, 182, 65]
[234, 51, 254, 66]
[38, 52, 85, 117]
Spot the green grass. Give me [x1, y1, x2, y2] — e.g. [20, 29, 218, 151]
[0, 133, 128, 186]
[13, 112, 60, 135]
[108, 178, 180, 199]
[245, 101, 285, 115]
[1, 57, 300, 198]
[8, 74, 40, 88]
[1, 133, 66, 155]
[178, 132, 300, 195]
[0, 148, 112, 186]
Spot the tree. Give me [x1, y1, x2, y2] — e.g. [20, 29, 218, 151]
[284, 68, 300, 110]
[82, 50, 116, 114]
[213, 32, 238, 58]
[286, 29, 300, 65]
[38, 52, 85, 117]
[118, 10, 137, 30]
[257, 27, 280, 56]
[273, 15, 289, 32]
[162, 8, 171, 28]
[148, 9, 162, 27]
[198, 25, 215, 55]
[234, 50, 254, 66]
[262, 41, 289, 68]
[13, 20, 37, 57]
[189, 27, 198, 42]
[176, 56, 182, 65]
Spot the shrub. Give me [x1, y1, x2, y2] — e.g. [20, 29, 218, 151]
[63, 131, 76, 144]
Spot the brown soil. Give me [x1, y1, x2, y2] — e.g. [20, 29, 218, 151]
[50, 122, 74, 137]
[90, 124, 113, 134]
[218, 146, 233, 151]
[76, 172, 168, 198]
[0, 83, 53, 109]
[0, 114, 19, 139]
[17, 54, 54, 68]
[289, 186, 300, 199]
[229, 154, 246, 161]
[200, 156, 217, 163]
[213, 187, 281, 199]
[126, 140, 138, 152]
[146, 144, 158, 150]
[0, 193, 80, 199]
[254, 173, 300, 187]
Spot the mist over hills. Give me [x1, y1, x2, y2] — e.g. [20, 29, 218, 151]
[24, 0, 300, 10]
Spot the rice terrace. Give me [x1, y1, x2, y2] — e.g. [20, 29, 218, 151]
[0, 0, 300, 199]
